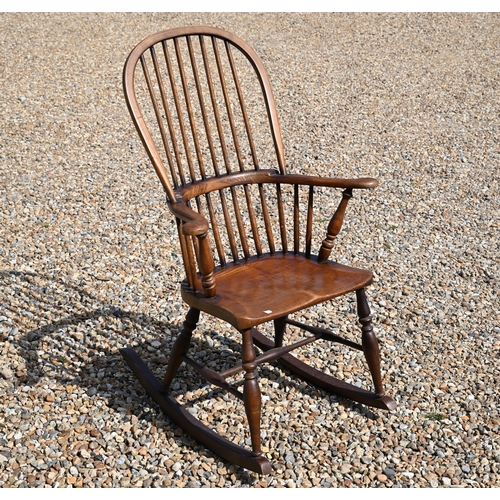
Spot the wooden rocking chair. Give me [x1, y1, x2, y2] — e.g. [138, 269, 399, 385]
[120, 26, 396, 474]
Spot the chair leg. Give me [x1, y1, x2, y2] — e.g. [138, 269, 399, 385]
[356, 288, 385, 397]
[241, 328, 263, 457]
[162, 307, 200, 390]
[273, 315, 287, 348]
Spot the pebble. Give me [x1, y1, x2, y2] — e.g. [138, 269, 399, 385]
[1, 12, 499, 489]
[0, 368, 13, 380]
[383, 468, 396, 479]
[27, 331, 39, 342]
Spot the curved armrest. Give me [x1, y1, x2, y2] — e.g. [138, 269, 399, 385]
[168, 200, 209, 236]
[167, 199, 216, 298]
[176, 170, 378, 202]
[272, 174, 378, 190]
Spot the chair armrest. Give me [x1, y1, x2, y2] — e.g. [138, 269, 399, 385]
[167, 200, 216, 298]
[176, 170, 378, 202]
[272, 174, 378, 190]
[168, 200, 209, 236]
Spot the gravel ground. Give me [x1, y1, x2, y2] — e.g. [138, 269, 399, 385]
[1, 12, 499, 488]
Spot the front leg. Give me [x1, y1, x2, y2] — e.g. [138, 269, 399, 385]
[162, 307, 200, 390]
[356, 288, 384, 396]
[241, 328, 263, 457]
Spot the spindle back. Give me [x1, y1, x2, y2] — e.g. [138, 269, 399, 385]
[123, 26, 286, 198]
[124, 27, 334, 287]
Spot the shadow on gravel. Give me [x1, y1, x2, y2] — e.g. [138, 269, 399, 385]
[1, 269, 178, 412]
[2, 268, 379, 413]
[1, 268, 380, 479]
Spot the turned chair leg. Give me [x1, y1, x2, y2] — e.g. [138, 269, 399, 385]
[162, 307, 200, 390]
[241, 328, 263, 457]
[356, 288, 385, 397]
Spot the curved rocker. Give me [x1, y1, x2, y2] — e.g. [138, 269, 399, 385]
[251, 329, 397, 411]
[120, 347, 272, 475]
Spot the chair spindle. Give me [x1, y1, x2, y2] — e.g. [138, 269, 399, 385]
[305, 185, 314, 257]
[318, 188, 353, 263]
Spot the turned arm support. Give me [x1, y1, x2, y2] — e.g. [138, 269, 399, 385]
[308, 175, 378, 263]
[168, 200, 216, 298]
[278, 175, 378, 263]
[317, 188, 353, 263]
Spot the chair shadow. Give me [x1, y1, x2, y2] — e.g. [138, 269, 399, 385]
[0, 270, 174, 410]
[1, 268, 379, 483]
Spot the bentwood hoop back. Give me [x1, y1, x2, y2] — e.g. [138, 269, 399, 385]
[120, 26, 396, 474]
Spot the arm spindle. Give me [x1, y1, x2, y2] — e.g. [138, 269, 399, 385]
[317, 188, 352, 263]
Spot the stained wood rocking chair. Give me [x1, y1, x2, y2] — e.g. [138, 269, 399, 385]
[120, 26, 396, 474]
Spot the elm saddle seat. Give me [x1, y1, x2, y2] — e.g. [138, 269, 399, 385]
[120, 26, 397, 474]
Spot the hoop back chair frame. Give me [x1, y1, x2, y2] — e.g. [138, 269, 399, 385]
[120, 26, 396, 474]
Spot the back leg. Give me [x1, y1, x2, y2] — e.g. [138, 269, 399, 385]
[273, 315, 287, 347]
[356, 288, 385, 396]
[162, 307, 200, 390]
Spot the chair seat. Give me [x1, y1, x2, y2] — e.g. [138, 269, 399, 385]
[181, 253, 373, 330]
